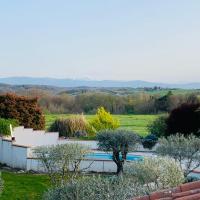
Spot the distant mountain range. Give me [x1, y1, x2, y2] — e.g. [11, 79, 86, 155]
[0, 77, 200, 89]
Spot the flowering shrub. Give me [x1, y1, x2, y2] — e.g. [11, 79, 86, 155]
[124, 157, 184, 191]
[156, 134, 200, 177]
[43, 176, 146, 200]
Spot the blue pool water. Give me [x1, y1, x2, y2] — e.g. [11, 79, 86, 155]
[85, 153, 143, 161]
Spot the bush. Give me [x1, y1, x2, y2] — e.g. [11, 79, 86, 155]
[49, 114, 91, 137]
[0, 118, 19, 136]
[34, 143, 89, 185]
[142, 134, 158, 150]
[49, 118, 69, 137]
[147, 115, 168, 137]
[125, 157, 184, 190]
[166, 103, 200, 136]
[156, 134, 200, 177]
[43, 175, 146, 200]
[90, 107, 120, 131]
[0, 93, 45, 130]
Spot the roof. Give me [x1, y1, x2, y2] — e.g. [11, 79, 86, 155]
[134, 180, 200, 200]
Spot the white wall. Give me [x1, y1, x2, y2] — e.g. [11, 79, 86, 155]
[0, 138, 28, 169]
[13, 127, 59, 147]
[58, 139, 98, 149]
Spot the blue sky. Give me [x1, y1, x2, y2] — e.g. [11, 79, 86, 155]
[0, 1, 200, 82]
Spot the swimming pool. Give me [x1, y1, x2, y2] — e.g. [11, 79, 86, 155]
[85, 153, 143, 161]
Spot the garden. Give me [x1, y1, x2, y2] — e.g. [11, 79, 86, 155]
[0, 94, 200, 199]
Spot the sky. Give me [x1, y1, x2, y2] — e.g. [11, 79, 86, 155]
[0, 0, 200, 83]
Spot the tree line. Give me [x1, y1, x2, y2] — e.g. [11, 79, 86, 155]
[20, 89, 200, 114]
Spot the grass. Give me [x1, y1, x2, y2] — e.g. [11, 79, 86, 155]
[1, 171, 50, 200]
[45, 114, 158, 137]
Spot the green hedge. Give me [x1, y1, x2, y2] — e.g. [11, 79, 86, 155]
[0, 118, 19, 136]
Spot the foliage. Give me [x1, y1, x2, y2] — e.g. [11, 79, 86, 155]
[156, 134, 200, 177]
[46, 114, 157, 137]
[97, 129, 139, 174]
[154, 91, 173, 113]
[141, 134, 158, 150]
[34, 143, 90, 186]
[43, 175, 147, 200]
[0, 118, 19, 136]
[124, 157, 184, 191]
[166, 103, 200, 136]
[1, 171, 50, 200]
[90, 107, 120, 131]
[147, 115, 168, 137]
[49, 114, 91, 137]
[0, 93, 45, 130]
[48, 118, 69, 137]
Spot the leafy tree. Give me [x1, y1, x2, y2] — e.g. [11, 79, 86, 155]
[90, 107, 120, 131]
[43, 175, 146, 200]
[166, 103, 200, 136]
[34, 143, 90, 185]
[0, 93, 45, 130]
[97, 130, 139, 174]
[156, 134, 200, 177]
[154, 91, 173, 112]
[147, 115, 168, 137]
[125, 157, 184, 191]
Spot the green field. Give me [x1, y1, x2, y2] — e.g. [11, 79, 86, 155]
[45, 114, 158, 137]
[1, 171, 50, 200]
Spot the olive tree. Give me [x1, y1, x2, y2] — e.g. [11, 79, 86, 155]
[34, 143, 90, 185]
[156, 134, 200, 177]
[43, 175, 147, 200]
[97, 129, 139, 174]
[124, 157, 184, 191]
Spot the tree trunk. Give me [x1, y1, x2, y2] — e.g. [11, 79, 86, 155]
[116, 161, 123, 175]
[113, 150, 124, 175]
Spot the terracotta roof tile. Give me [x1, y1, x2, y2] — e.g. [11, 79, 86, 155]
[133, 181, 200, 200]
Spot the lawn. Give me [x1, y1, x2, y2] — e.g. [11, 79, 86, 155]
[45, 114, 158, 137]
[1, 171, 50, 200]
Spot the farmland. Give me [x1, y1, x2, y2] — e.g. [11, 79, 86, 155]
[45, 114, 158, 137]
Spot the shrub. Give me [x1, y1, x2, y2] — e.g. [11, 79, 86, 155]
[166, 103, 200, 136]
[147, 115, 168, 137]
[0, 118, 19, 136]
[49, 114, 91, 137]
[43, 175, 147, 200]
[0, 93, 45, 130]
[49, 118, 69, 137]
[156, 134, 200, 177]
[125, 157, 184, 191]
[97, 129, 139, 174]
[90, 107, 120, 131]
[34, 143, 90, 186]
[141, 134, 158, 150]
